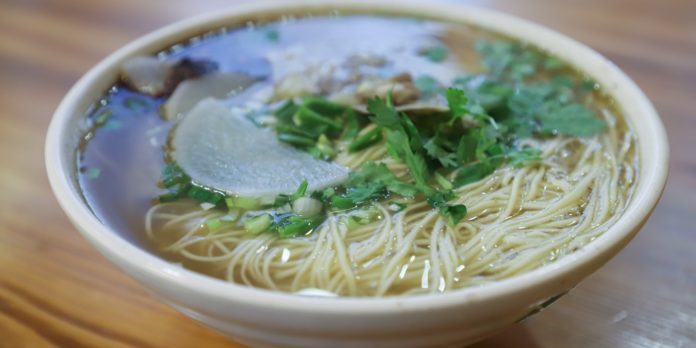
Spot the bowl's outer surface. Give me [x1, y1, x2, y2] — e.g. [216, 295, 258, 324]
[45, 1, 668, 347]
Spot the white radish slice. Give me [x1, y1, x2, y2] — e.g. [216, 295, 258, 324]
[162, 72, 257, 120]
[171, 99, 349, 200]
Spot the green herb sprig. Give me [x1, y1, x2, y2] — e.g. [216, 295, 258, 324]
[156, 39, 610, 237]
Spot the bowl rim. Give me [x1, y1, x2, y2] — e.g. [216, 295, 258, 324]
[45, 0, 668, 314]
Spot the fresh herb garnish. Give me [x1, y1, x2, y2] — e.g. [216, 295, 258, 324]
[263, 28, 280, 42]
[123, 97, 148, 113]
[419, 45, 448, 63]
[85, 167, 101, 180]
[273, 214, 324, 238]
[348, 127, 383, 153]
[414, 75, 441, 98]
[539, 103, 606, 137]
[94, 109, 112, 126]
[367, 95, 468, 224]
[158, 164, 225, 205]
[342, 161, 419, 203]
[273, 97, 359, 159]
[155, 39, 609, 236]
[460, 40, 607, 138]
[475, 40, 541, 80]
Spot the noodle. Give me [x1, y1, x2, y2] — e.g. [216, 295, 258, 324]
[144, 106, 637, 296]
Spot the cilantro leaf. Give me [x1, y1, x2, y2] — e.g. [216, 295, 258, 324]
[419, 45, 448, 62]
[365, 97, 471, 222]
[507, 83, 555, 117]
[507, 148, 542, 168]
[263, 28, 280, 42]
[543, 56, 566, 70]
[343, 181, 386, 203]
[446, 87, 495, 126]
[456, 133, 478, 163]
[369, 97, 429, 185]
[441, 204, 468, 225]
[425, 190, 467, 225]
[445, 88, 470, 121]
[414, 75, 441, 98]
[343, 162, 419, 204]
[453, 162, 496, 187]
[475, 40, 515, 77]
[475, 40, 540, 80]
[424, 137, 458, 168]
[342, 109, 360, 141]
[539, 103, 606, 137]
[402, 145, 429, 187]
[368, 97, 400, 129]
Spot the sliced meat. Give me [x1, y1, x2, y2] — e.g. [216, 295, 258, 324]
[119, 56, 218, 96]
[355, 72, 420, 105]
[162, 72, 257, 120]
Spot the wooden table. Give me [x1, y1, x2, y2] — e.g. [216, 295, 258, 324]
[1, 0, 694, 347]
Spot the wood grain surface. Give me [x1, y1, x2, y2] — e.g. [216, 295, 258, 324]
[1, 0, 694, 347]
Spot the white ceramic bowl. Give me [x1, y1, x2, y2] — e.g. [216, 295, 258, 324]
[45, 1, 668, 347]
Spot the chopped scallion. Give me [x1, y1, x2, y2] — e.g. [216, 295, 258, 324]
[226, 196, 262, 210]
[245, 214, 272, 234]
[348, 127, 383, 152]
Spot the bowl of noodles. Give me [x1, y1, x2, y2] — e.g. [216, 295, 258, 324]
[45, 1, 668, 347]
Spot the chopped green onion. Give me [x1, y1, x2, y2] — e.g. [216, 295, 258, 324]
[245, 214, 272, 234]
[273, 194, 292, 208]
[320, 187, 336, 200]
[187, 185, 224, 204]
[293, 106, 342, 130]
[331, 195, 355, 209]
[434, 172, 453, 190]
[303, 97, 348, 116]
[351, 207, 381, 224]
[342, 109, 360, 141]
[316, 134, 336, 158]
[292, 197, 323, 217]
[278, 133, 316, 147]
[94, 109, 111, 125]
[205, 218, 223, 231]
[348, 127, 383, 152]
[292, 180, 309, 200]
[274, 100, 299, 122]
[276, 215, 324, 238]
[344, 216, 362, 230]
[226, 196, 262, 210]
